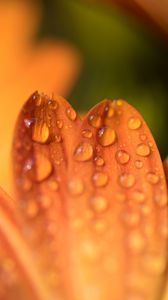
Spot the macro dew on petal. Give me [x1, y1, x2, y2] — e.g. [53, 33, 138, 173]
[136, 143, 151, 157]
[74, 142, 93, 162]
[90, 195, 108, 213]
[32, 121, 50, 144]
[128, 117, 142, 130]
[146, 172, 159, 185]
[88, 113, 102, 128]
[92, 172, 108, 187]
[66, 107, 77, 121]
[116, 150, 130, 164]
[119, 173, 135, 188]
[98, 126, 117, 147]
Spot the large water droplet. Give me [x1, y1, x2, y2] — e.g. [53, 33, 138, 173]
[66, 107, 77, 121]
[98, 126, 117, 147]
[27, 154, 53, 182]
[68, 178, 84, 195]
[90, 195, 108, 213]
[89, 113, 102, 128]
[94, 156, 105, 166]
[74, 142, 93, 162]
[146, 172, 159, 185]
[82, 129, 93, 138]
[32, 121, 49, 144]
[116, 150, 130, 164]
[119, 173, 135, 188]
[92, 172, 108, 187]
[136, 143, 151, 157]
[128, 117, 142, 130]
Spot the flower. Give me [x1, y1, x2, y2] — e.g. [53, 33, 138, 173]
[0, 92, 167, 300]
[0, 1, 81, 194]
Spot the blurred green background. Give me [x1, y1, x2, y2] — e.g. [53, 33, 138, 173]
[40, 0, 168, 157]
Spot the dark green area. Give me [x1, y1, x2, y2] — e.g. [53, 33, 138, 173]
[40, 0, 168, 157]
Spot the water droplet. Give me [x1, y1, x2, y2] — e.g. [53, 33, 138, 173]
[22, 178, 32, 192]
[53, 134, 62, 143]
[74, 142, 93, 162]
[141, 204, 151, 216]
[92, 172, 108, 187]
[116, 99, 123, 106]
[143, 255, 166, 275]
[68, 178, 84, 195]
[93, 220, 106, 233]
[48, 100, 58, 110]
[155, 194, 168, 207]
[47, 180, 59, 191]
[119, 173, 135, 188]
[136, 143, 151, 157]
[90, 195, 108, 213]
[128, 117, 142, 130]
[127, 231, 145, 253]
[89, 113, 102, 128]
[66, 107, 77, 121]
[140, 134, 147, 141]
[26, 154, 53, 182]
[82, 129, 93, 138]
[94, 156, 105, 166]
[131, 191, 145, 203]
[26, 200, 38, 218]
[98, 126, 117, 147]
[105, 105, 115, 118]
[40, 195, 52, 209]
[123, 211, 140, 227]
[24, 118, 34, 128]
[135, 160, 144, 169]
[32, 121, 49, 144]
[116, 150, 130, 164]
[56, 120, 63, 129]
[35, 94, 42, 106]
[146, 172, 159, 185]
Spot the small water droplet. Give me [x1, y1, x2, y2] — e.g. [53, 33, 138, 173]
[48, 100, 58, 110]
[135, 160, 144, 169]
[24, 118, 34, 128]
[94, 156, 105, 166]
[26, 200, 38, 218]
[155, 194, 168, 207]
[35, 94, 42, 106]
[74, 142, 93, 162]
[82, 129, 93, 138]
[105, 105, 115, 118]
[127, 231, 145, 253]
[116, 99, 123, 106]
[119, 173, 135, 188]
[89, 113, 102, 128]
[116, 150, 130, 164]
[22, 178, 32, 192]
[25, 154, 53, 182]
[131, 191, 145, 203]
[123, 211, 140, 227]
[93, 220, 106, 233]
[47, 180, 59, 191]
[32, 121, 49, 144]
[40, 195, 52, 209]
[141, 204, 151, 216]
[146, 172, 159, 184]
[136, 143, 151, 157]
[98, 126, 117, 146]
[92, 172, 108, 187]
[68, 178, 84, 195]
[128, 117, 142, 130]
[66, 107, 77, 121]
[140, 134, 147, 141]
[143, 255, 166, 275]
[53, 134, 62, 143]
[90, 195, 108, 213]
[56, 120, 63, 129]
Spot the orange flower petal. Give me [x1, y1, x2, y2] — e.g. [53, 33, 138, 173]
[0, 187, 52, 300]
[12, 93, 168, 299]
